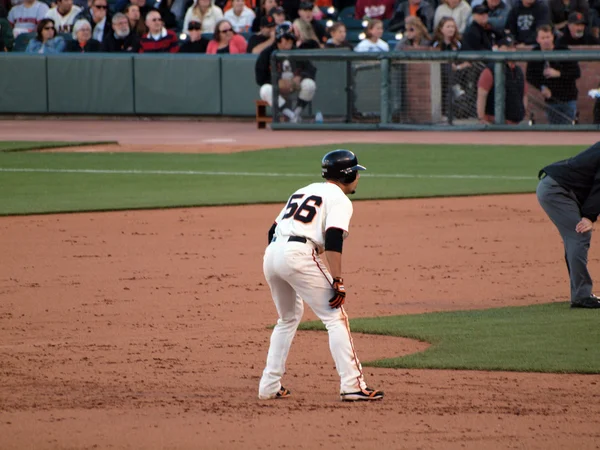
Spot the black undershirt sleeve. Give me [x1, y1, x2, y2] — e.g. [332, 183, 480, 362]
[267, 222, 277, 244]
[325, 227, 344, 253]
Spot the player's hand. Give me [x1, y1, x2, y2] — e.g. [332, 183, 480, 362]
[576, 218, 593, 233]
[329, 277, 346, 309]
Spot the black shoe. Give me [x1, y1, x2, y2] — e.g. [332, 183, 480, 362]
[570, 295, 600, 309]
[340, 387, 384, 402]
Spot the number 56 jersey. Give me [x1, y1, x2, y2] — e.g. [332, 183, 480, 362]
[273, 182, 353, 250]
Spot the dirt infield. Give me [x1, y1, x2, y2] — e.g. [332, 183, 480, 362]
[1, 121, 600, 450]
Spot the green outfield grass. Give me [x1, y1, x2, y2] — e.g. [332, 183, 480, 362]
[0, 141, 115, 153]
[0, 142, 582, 215]
[298, 302, 600, 373]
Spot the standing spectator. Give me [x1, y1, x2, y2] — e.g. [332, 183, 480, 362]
[179, 19, 210, 51]
[294, 1, 326, 44]
[324, 21, 353, 48]
[45, 0, 82, 34]
[139, 9, 179, 51]
[74, 0, 110, 43]
[183, 0, 223, 34]
[556, 10, 600, 44]
[355, 18, 389, 50]
[433, 0, 471, 34]
[224, 0, 255, 31]
[388, 0, 435, 33]
[65, 18, 101, 50]
[526, 24, 581, 124]
[477, 35, 527, 124]
[394, 15, 430, 48]
[101, 12, 140, 51]
[25, 18, 65, 52]
[462, 3, 494, 50]
[8, 0, 49, 37]
[549, 0, 589, 32]
[250, 0, 277, 32]
[124, 4, 147, 36]
[247, 14, 275, 53]
[206, 17, 248, 51]
[506, 0, 550, 46]
[483, 0, 510, 37]
[354, 0, 395, 20]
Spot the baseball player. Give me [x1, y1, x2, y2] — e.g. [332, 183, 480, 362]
[258, 149, 384, 402]
[537, 141, 600, 309]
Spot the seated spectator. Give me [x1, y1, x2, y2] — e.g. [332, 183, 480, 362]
[507, 0, 550, 47]
[139, 9, 179, 51]
[269, 6, 286, 25]
[183, 0, 224, 34]
[462, 3, 494, 50]
[354, 0, 395, 20]
[101, 12, 140, 51]
[355, 18, 389, 51]
[224, 0, 255, 32]
[526, 24, 581, 124]
[180, 19, 210, 51]
[8, 0, 49, 37]
[115, 0, 150, 18]
[74, 0, 110, 43]
[152, 0, 178, 30]
[549, 0, 589, 32]
[431, 15, 461, 50]
[294, 1, 326, 44]
[477, 35, 527, 124]
[45, 0, 82, 34]
[221, 0, 255, 11]
[124, 4, 146, 36]
[206, 18, 247, 52]
[65, 18, 101, 51]
[250, 0, 278, 32]
[433, 0, 471, 34]
[388, 0, 435, 33]
[25, 18, 65, 53]
[293, 15, 320, 46]
[324, 21, 353, 48]
[482, 0, 510, 37]
[247, 14, 275, 53]
[557, 10, 600, 44]
[394, 15, 430, 48]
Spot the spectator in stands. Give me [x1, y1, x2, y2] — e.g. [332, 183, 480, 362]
[549, 0, 589, 33]
[433, 0, 471, 34]
[281, 0, 302, 21]
[184, 0, 224, 34]
[25, 18, 66, 52]
[395, 15, 430, 48]
[354, 0, 395, 20]
[101, 12, 140, 51]
[355, 18, 389, 50]
[224, 0, 256, 31]
[8, 0, 49, 37]
[251, 0, 277, 32]
[139, 9, 179, 51]
[269, 5, 286, 24]
[180, 18, 210, 51]
[526, 24, 581, 124]
[124, 4, 147, 36]
[206, 17, 248, 51]
[293, 13, 320, 46]
[557, 10, 600, 44]
[324, 21, 353, 48]
[462, 3, 494, 50]
[115, 0, 150, 18]
[255, 22, 317, 122]
[388, 0, 435, 33]
[65, 18, 101, 50]
[45, 0, 82, 34]
[247, 14, 275, 52]
[74, 0, 110, 43]
[481, 0, 510, 37]
[153, 0, 179, 30]
[590, 0, 600, 37]
[431, 15, 461, 49]
[294, 1, 326, 44]
[507, 0, 550, 46]
[477, 35, 527, 124]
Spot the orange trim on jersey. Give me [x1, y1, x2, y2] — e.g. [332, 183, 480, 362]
[312, 249, 333, 286]
[340, 306, 364, 388]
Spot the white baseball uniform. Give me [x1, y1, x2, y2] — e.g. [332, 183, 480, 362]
[45, 5, 82, 34]
[259, 181, 368, 398]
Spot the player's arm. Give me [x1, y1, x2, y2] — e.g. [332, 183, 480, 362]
[324, 227, 346, 309]
[267, 222, 277, 244]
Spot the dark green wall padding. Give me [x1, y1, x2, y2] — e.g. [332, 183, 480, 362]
[0, 55, 48, 113]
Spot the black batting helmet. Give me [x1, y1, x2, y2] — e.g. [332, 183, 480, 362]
[321, 149, 366, 184]
[275, 22, 295, 41]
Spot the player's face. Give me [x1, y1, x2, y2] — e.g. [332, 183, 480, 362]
[349, 173, 360, 194]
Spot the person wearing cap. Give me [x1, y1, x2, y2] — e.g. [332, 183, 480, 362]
[250, 0, 277, 31]
[247, 12, 276, 53]
[476, 34, 528, 124]
[269, 6, 287, 24]
[479, 0, 510, 37]
[255, 21, 317, 122]
[557, 11, 600, 45]
[224, 0, 255, 32]
[179, 19, 209, 52]
[294, 1, 326, 44]
[549, 0, 589, 32]
[462, 3, 494, 50]
[506, 0, 550, 46]
[389, 0, 435, 32]
[354, 0, 395, 20]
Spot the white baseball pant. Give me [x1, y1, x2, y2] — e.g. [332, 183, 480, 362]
[259, 78, 317, 107]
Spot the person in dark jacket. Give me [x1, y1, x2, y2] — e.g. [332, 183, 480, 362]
[506, 0, 551, 46]
[556, 11, 600, 45]
[101, 12, 141, 51]
[536, 141, 600, 308]
[388, 0, 435, 32]
[483, 0, 510, 37]
[548, 0, 589, 32]
[526, 24, 581, 124]
[65, 18, 102, 51]
[462, 4, 494, 50]
[74, 0, 112, 43]
[179, 19, 209, 52]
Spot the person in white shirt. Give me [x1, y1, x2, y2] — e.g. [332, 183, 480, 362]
[8, 0, 49, 37]
[224, 0, 255, 33]
[433, 0, 472, 34]
[45, 0, 82, 34]
[354, 19, 389, 52]
[183, 0, 223, 34]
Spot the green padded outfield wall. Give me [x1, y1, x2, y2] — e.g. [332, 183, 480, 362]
[310, 61, 347, 117]
[134, 55, 221, 115]
[0, 55, 48, 113]
[47, 54, 134, 114]
[221, 55, 260, 116]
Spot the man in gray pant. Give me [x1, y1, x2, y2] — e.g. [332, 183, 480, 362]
[537, 141, 600, 308]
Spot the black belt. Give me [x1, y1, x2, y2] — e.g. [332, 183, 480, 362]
[272, 236, 308, 244]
